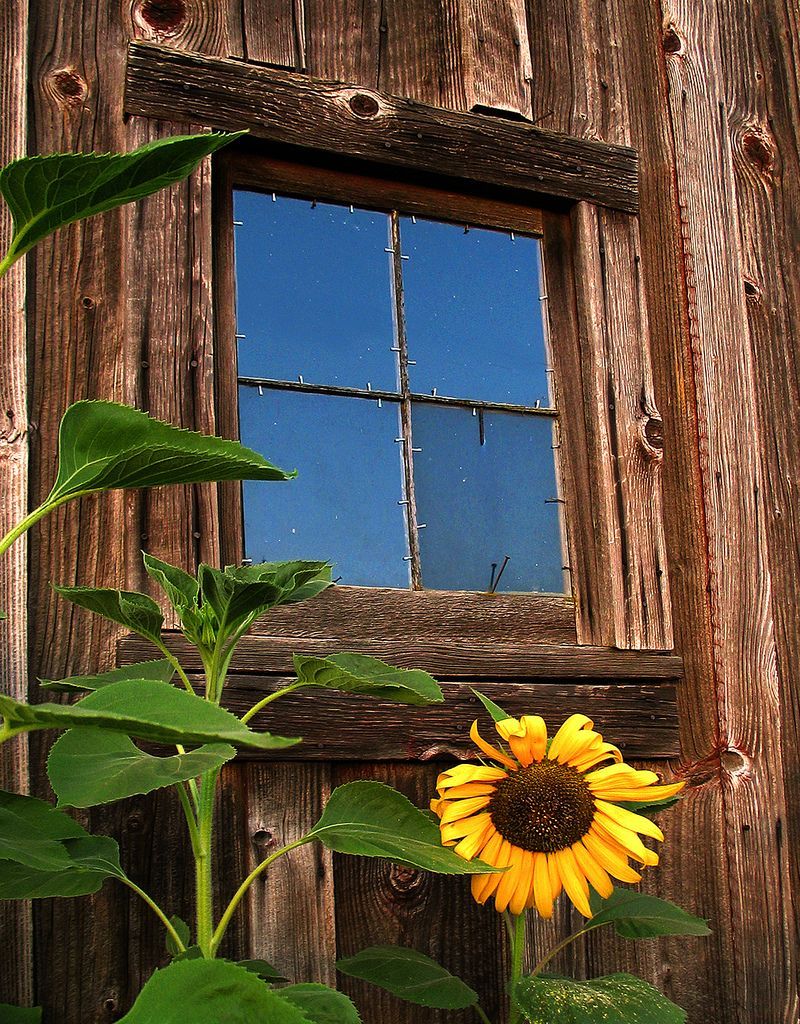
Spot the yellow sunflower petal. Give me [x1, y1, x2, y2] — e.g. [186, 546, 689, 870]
[430, 797, 447, 818]
[591, 782, 684, 803]
[572, 840, 614, 898]
[509, 850, 536, 916]
[439, 782, 500, 799]
[495, 844, 527, 913]
[547, 851, 563, 898]
[530, 851, 554, 917]
[453, 817, 495, 861]
[585, 764, 659, 786]
[547, 714, 594, 762]
[595, 800, 665, 841]
[437, 764, 508, 793]
[441, 811, 493, 845]
[554, 847, 592, 917]
[470, 720, 517, 770]
[439, 795, 492, 825]
[471, 830, 505, 904]
[496, 716, 548, 766]
[571, 742, 623, 772]
[582, 830, 643, 883]
[481, 839, 514, 907]
[592, 817, 656, 865]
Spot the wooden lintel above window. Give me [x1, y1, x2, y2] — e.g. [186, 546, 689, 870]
[124, 42, 639, 213]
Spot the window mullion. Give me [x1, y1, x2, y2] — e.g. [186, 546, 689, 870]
[388, 211, 422, 589]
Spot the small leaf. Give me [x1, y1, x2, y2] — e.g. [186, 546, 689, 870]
[47, 727, 237, 807]
[280, 984, 362, 1023]
[0, 791, 84, 871]
[116, 959, 312, 1023]
[515, 973, 686, 1024]
[237, 959, 287, 983]
[166, 916, 191, 958]
[294, 653, 443, 705]
[40, 659, 174, 694]
[0, 1004, 42, 1023]
[0, 679, 300, 750]
[0, 835, 124, 899]
[0, 132, 242, 269]
[308, 781, 498, 874]
[614, 795, 681, 815]
[45, 399, 293, 508]
[471, 688, 510, 724]
[143, 553, 199, 613]
[336, 947, 478, 1010]
[588, 889, 711, 939]
[53, 585, 164, 645]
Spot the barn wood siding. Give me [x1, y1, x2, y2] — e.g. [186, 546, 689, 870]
[1, 1, 796, 1022]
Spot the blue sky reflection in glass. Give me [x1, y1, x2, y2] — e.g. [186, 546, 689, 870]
[238, 386, 410, 587]
[234, 191, 397, 390]
[401, 217, 551, 406]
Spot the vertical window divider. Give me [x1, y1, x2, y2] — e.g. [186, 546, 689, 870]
[388, 211, 422, 588]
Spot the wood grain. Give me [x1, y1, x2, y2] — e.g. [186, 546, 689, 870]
[0, 0, 33, 1008]
[457, 0, 532, 118]
[242, 0, 305, 69]
[124, 42, 640, 212]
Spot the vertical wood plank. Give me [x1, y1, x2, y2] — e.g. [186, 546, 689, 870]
[378, 0, 467, 108]
[240, 763, 336, 984]
[303, 0, 381, 85]
[242, 0, 305, 69]
[0, 0, 33, 1008]
[456, 0, 532, 118]
[660, 1, 797, 1019]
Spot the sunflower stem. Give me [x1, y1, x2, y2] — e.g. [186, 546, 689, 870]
[475, 1005, 494, 1024]
[507, 911, 527, 1024]
[530, 923, 598, 978]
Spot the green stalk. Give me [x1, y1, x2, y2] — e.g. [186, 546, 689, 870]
[474, 1006, 494, 1024]
[240, 681, 306, 724]
[0, 501, 56, 560]
[120, 877, 186, 953]
[195, 766, 220, 957]
[209, 835, 311, 956]
[153, 640, 196, 697]
[507, 912, 527, 1024]
[0, 250, 18, 281]
[529, 922, 596, 979]
[175, 778, 201, 854]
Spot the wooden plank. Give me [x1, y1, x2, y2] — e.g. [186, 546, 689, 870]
[303, 0, 381, 85]
[242, 0, 305, 69]
[660, 1, 797, 1019]
[118, 632, 682, 679]
[332, 762, 508, 1024]
[124, 42, 640, 212]
[239, 763, 335, 983]
[717, 0, 800, 995]
[457, 0, 532, 118]
[0, 0, 33, 1009]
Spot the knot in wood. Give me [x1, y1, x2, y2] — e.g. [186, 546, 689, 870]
[742, 127, 774, 176]
[662, 25, 682, 55]
[388, 863, 424, 896]
[252, 828, 275, 853]
[644, 416, 664, 451]
[743, 277, 762, 303]
[347, 92, 380, 119]
[721, 748, 750, 778]
[81, 296, 96, 310]
[49, 68, 88, 106]
[135, 0, 188, 34]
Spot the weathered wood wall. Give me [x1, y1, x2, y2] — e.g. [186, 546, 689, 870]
[1, 1, 798, 1022]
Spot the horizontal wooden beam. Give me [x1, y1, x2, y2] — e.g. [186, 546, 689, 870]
[202, 676, 679, 760]
[118, 631, 683, 680]
[125, 42, 639, 213]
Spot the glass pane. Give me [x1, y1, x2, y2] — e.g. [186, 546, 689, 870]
[412, 403, 564, 593]
[238, 386, 410, 587]
[400, 217, 550, 406]
[234, 191, 397, 390]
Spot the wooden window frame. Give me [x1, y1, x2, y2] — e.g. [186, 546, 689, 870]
[122, 43, 681, 759]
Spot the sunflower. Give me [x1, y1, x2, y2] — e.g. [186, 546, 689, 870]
[430, 713, 684, 918]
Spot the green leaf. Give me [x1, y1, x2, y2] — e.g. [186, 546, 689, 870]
[0, 679, 300, 750]
[53, 585, 164, 644]
[0, 132, 242, 270]
[143, 553, 200, 612]
[515, 973, 686, 1024]
[117, 959, 312, 1023]
[47, 727, 237, 807]
[614, 795, 681, 815]
[40, 658, 174, 694]
[294, 653, 443, 705]
[280, 984, 362, 1024]
[336, 947, 478, 1010]
[166, 916, 192, 958]
[237, 960, 287, 983]
[0, 791, 85, 871]
[588, 889, 711, 939]
[0, 835, 124, 899]
[471, 688, 510, 724]
[0, 1004, 42, 1023]
[308, 781, 498, 874]
[44, 399, 293, 508]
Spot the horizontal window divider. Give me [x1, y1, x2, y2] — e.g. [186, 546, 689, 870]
[118, 630, 683, 681]
[238, 376, 558, 416]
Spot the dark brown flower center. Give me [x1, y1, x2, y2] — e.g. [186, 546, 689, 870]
[488, 759, 596, 852]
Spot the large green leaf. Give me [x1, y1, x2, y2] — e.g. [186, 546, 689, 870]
[0, 835, 124, 899]
[0, 132, 241, 270]
[143, 553, 200, 612]
[0, 679, 300, 750]
[588, 889, 711, 939]
[40, 658, 174, 694]
[237, 960, 287, 983]
[308, 781, 498, 874]
[0, 1004, 42, 1023]
[44, 400, 293, 508]
[280, 984, 362, 1024]
[117, 959, 311, 1023]
[336, 947, 478, 1010]
[47, 727, 237, 807]
[53, 585, 164, 644]
[294, 653, 443, 705]
[0, 791, 85, 871]
[515, 973, 686, 1024]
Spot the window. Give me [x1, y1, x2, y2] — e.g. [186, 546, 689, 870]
[231, 190, 566, 595]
